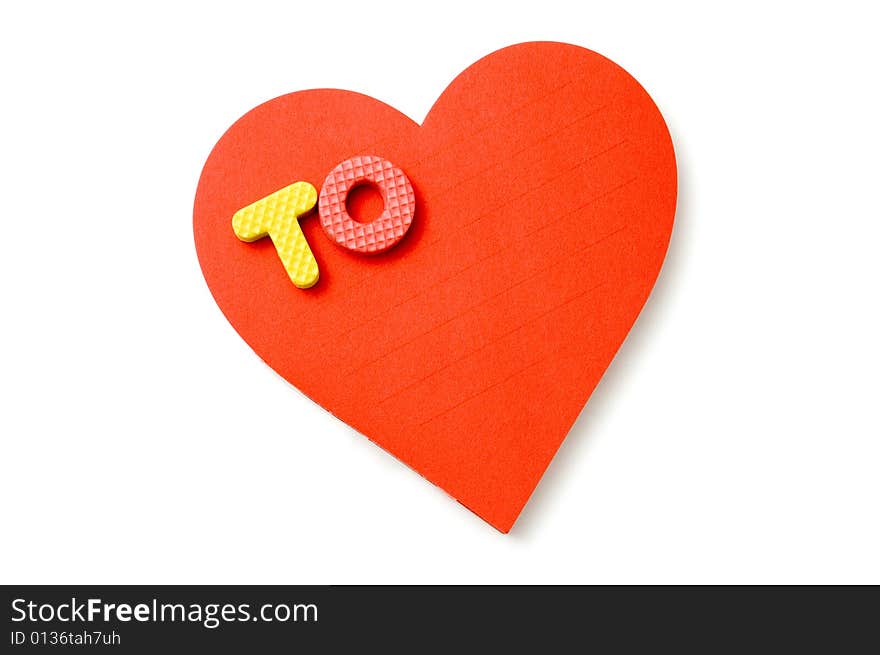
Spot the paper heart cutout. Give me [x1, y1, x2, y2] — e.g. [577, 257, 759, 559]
[193, 42, 676, 532]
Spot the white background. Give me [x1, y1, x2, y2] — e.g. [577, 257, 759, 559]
[1, 1, 878, 584]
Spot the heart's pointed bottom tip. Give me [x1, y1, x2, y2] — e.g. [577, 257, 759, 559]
[459, 502, 518, 534]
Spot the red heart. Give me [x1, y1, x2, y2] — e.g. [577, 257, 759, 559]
[193, 42, 676, 532]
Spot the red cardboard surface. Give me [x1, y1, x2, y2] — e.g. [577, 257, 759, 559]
[193, 42, 677, 532]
